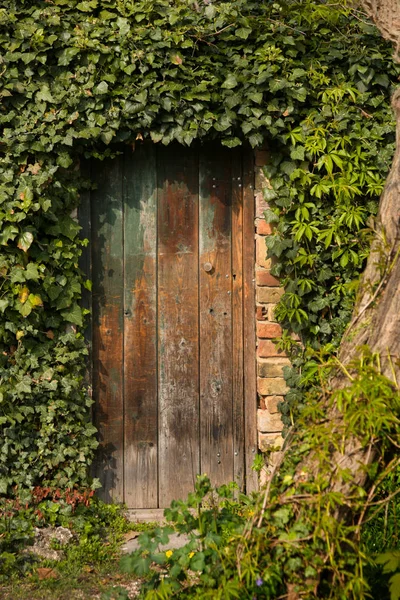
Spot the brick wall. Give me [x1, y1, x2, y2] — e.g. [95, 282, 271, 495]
[254, 150, 288, 464]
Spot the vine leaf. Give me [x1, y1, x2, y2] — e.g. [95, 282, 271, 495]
[17, 232, 34, 252]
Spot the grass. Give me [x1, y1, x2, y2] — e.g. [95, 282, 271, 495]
[0, 493, 158, 600]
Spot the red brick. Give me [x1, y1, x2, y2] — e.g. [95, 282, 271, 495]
[256, 305, 268, 321]
[259, 397, 267, 410]
[255, 191, 269, 217]
[256, 219, 273, 235]
[257, 322, 282, 339]
[257, 340, 285, 358]
[256, 270, 280, 287]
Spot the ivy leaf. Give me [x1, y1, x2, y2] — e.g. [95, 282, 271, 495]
[19, 286, 29, 304]
[61, 303, 83, 326]
[221, 137, 241, 148]
[221, 74, 238, 90]
[235, 27, 252, 40]
[150, 131, 164, 143]
[95, 81, 109, 95]
[15, 379, 32, 394]
[0, 298, 9, 313]
[58, 47, 80, 66]
[36, 87, 54, 103]
[76, 0, 98, 11]
[101, 130, 115, 145]
[264, 209, 280, 224]
[0, 225, 18, 246]
[171, 54, 183, 65]
[17, 232, 34, 252]
[290, 146, 305, 161]
[116, 17, 130, 36]
[25, 263, 40, 281]
[57, 153, 73, 168]
[28, 294, 43, 307]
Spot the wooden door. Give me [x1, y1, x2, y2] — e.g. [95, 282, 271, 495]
[82, 143, 257, 508]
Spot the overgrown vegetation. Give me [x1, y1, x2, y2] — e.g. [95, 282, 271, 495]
[0, 492, 147, 599]
[0, 0, 398, 494]
[1, 1, 400, 598]
[122, 351, 400, 599]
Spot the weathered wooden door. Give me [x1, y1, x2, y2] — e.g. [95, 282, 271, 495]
[81, 143, 257, 508]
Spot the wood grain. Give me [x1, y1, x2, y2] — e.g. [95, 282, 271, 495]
[91, 155, 124, 503]
[231, 149, 245, 491]
[157, 145, 200, 507]
[242, 149, 258, 493]
[199, 144, 234, 487]
[123, 144, 158, 508]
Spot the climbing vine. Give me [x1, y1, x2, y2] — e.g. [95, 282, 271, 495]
[0, 0, 398, 494]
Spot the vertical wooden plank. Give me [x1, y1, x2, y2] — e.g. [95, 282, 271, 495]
[157, 144, 200, 507]
[231, 149, 245, 491]
[243, 150, 258, 493]
[199, 144, 234, 486]
[123, 144, 158, 508]
[91, 156, 124, 503]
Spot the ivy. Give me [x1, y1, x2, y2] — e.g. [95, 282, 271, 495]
[0, 0, 398, 493]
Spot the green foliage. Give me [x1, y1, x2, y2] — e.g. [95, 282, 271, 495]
[0, 491, 134, 589]
[122, 351, 400, 599]
[121, 476, 259, 599]
[259, 5, 400, 423]
[0, 0, 398, 491]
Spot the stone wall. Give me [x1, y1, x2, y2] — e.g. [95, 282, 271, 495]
[254, 150, 288, 461]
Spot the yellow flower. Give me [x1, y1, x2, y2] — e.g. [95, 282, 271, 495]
[189, 552, 195, 558]
[165, 550, 173, 558]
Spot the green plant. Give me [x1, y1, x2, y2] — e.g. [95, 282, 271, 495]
[0, 0, 398, 495]
[121, 475, 258, 599]
[0, 492, 134, 583]
[121, 350, 400, 599]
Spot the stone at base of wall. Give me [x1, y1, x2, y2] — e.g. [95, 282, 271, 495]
[257, 409, 284, 433]
[257, 377, 289, 396]
[257, 357, 291, 378]
[258, 432, 284, 452]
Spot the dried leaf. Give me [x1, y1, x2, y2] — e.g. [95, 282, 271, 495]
[37, 567, 58, 580]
